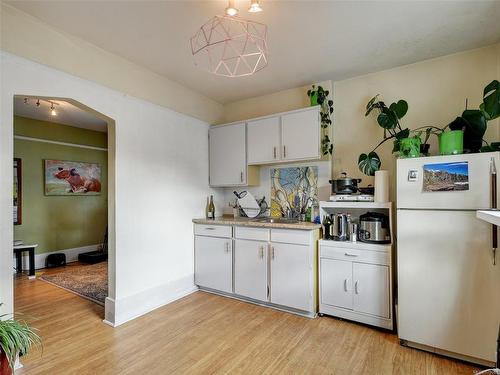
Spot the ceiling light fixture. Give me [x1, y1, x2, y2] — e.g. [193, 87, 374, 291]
[248, 0, 263, 13]
[190, 1, 268, 77]
[225, 0, 238, 16]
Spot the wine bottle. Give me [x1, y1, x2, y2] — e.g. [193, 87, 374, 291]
[205, 196, 210, 219]
[208, 195, 215, 219]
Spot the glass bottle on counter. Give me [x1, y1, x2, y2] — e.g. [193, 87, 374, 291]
[208, 195, 215, 219]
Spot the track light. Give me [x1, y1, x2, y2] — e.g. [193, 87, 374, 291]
[248, 0, 262, 12]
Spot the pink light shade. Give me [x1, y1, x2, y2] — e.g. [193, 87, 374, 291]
[190, 15, 268, 77]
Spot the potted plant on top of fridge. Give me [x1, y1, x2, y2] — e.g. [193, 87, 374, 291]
[358, 94, 413, 176]
[448, 80, 500, 153]
[0, 303, 41, 374]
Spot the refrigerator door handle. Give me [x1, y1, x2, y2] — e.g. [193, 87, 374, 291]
[491, 157, 497, 266]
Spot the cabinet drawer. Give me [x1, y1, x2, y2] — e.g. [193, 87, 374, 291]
[271, 229, 311, 245]
[194, 224, 232, 238]
[320, 245, 389, 266]
[235, 226, 270, 241]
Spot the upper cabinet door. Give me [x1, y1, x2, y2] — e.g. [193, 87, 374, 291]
[209, 123, 247, 187]
[281, 108, 320, 161]
[247, 117, 281, 165]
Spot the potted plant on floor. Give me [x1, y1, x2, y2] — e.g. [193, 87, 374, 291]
[307, 85, 334, 155]
[448, 80, 500, 153]
[0, 304, 41, 374]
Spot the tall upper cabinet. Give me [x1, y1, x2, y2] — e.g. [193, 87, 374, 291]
[209, 123, 258, 187]
[209, 106, 321, 187]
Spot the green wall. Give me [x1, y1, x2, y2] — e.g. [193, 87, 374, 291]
[14, 116, 108, 254]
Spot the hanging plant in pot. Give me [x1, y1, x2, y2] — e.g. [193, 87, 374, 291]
[307, 85, 334, 155]
[357, 95, 412, 176]
[448, 80, 500, 153]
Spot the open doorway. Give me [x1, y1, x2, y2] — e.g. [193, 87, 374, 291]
[12, 96, 113, 319]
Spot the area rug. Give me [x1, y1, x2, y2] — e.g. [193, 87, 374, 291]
[40, 262, 108, 305]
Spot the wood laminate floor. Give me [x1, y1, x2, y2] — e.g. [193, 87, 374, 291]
[15, 275, 479, 375]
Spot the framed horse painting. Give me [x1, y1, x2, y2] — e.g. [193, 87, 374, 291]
[44, 159, 102, 196]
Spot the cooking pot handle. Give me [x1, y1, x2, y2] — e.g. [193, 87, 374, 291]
[341, 172, 347, 178]
[357, 178, 362, 183]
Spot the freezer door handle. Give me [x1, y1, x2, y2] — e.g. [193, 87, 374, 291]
[491, 157, 497, 266]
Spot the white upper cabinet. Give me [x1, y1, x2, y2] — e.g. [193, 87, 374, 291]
[209, 123, 247, 187]
[247, 117, 281, 165]
[281, 107, 320, 161]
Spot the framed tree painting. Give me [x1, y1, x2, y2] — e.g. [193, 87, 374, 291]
[13, 158, 22, 225]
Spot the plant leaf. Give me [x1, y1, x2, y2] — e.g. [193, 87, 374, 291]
[482, 79, 500, 120]
[377, 111, 397, 129]
[389, 100, 408, 119]
[358, 152, 381, 176]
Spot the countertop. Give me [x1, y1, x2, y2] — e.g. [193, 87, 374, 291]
[192, 216, 322, 230]
[477, 210, 500, 226]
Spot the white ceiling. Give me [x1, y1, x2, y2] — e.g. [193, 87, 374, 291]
[8, 1, 500, 104]
[14, 97, 108, 132]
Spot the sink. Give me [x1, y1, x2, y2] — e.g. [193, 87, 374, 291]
[255, 217, 300, 224]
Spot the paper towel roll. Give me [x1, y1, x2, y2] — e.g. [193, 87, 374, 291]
[374, 170, 389, 203]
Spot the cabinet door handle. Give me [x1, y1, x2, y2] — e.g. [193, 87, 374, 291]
[343, 279, 349, 292]
[205, 227, 216, 230]
[344, 252, 358, 257]
[271, 246, 275, 260]
[259, 245, 264, 259]
[273, 146, 277, 159]
[224, 242, 230, 253]
[354, 281, 359, 294]
[240, 171, 243, 183]
[283, 145, 286, 158]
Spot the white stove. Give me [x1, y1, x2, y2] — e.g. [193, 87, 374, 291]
[329, 194, 374, 202]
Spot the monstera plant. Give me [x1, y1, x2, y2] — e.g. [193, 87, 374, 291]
[449, 80, 500, 152]
[358, 95, 409, 176]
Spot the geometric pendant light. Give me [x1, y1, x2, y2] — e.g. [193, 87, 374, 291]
[190, 14, 268, 77]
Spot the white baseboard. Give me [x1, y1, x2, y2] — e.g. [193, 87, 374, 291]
[112, 275, 198, 327]
[12, 244, 100, 271]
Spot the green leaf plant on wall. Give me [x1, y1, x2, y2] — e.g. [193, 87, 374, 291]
[358, 95, 410, 176]
[307, 85, 333, 155]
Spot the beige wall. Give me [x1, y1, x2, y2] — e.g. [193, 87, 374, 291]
[222, 80, 332, 124]
[333, 43, 500, 200]
[0, 3, 224, 124]
[223, 44, 500, 202]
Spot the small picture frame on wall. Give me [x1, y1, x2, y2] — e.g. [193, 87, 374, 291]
[13, 158, 22, 225]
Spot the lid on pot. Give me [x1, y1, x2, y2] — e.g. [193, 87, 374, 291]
[360, 212, 388, 222]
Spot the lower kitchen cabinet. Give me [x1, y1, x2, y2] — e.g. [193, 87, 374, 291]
[270, 242, 313, 312]
[194, 235, 232, 293]
[194, 222, 319, 317]
[234, 239, 268, 301]
[319, 240, 393, 330]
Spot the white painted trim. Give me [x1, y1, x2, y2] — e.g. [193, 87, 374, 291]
[112, 275, 198, 327]
[12, 244, 100, 271]
[14, 135, 108, 151]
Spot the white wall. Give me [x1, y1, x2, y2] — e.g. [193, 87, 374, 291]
[0, 3, 224, 124]
[0, 52, 224, 324]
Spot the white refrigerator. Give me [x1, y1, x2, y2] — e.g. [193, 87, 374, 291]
[397, 152, 500, 366]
